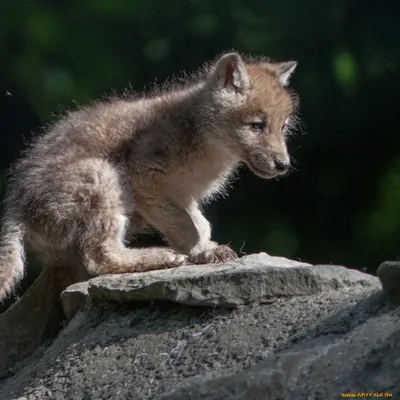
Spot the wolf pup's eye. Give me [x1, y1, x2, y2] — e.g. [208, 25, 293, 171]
[250, 120, 266, 133]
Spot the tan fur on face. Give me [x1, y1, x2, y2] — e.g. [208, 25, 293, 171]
[0, 51, 300, 301]
[245, 64, 296, 116]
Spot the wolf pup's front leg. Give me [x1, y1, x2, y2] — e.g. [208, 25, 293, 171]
[139, 199, 238, 265]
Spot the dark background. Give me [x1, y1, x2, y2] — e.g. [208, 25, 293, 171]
[1, 0, 400, 301]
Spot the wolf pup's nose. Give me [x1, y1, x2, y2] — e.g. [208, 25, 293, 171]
[274, 159, 291, 171]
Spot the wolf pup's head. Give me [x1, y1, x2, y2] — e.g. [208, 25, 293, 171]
[204, 52, 300, 179]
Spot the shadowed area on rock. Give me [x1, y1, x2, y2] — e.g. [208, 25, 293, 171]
[1, 253, 398, 399]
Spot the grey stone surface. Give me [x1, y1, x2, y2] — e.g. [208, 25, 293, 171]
[62, 254, 379, 316]
[0, 254, 394, 400]
[377, 261, 400, 303]
[160, 303, 400, 400]
[60, 282, 88, 320]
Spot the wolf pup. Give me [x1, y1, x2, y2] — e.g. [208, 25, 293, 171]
[0, 52, 299, 300]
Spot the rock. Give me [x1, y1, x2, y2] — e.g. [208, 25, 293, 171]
[377, 261, 400, 303]
[61, 254, 379, 317]
[0, 253, 394, 400]
[0, 266, 77, 378]
[160, 306, 400, 400]
[60, 282, 89, 320]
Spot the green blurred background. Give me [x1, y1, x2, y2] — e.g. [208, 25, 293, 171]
[0, 0, 399, 301]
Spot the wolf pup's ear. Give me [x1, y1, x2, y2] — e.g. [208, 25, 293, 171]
[265, 61, 297, 87]
[209, 53, 251, 92]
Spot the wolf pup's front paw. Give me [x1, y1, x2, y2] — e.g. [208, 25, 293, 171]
[162, 249, 188, 268]
[189, 245, 238, 265]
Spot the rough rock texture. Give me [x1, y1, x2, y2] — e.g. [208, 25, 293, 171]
[0, 253, 398, 400]
[160, 299, 400, 400]
[62, 253, 377, 313]
[0, 266, 79, 377]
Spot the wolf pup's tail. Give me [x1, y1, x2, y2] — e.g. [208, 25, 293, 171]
[0, 213, 26, 301]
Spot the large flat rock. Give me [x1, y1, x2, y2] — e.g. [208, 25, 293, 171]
[1, 284, 388, 400]
[61, 253, 380, 317]
[0, 253, 390, 400]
